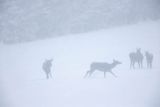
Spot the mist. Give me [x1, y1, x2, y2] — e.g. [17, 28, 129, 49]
[0, 0, 160, 107]
[0, 0, 160, 43]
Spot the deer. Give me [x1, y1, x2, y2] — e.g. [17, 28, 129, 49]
[145, 51, 153, 69]
[129, 48, 144, 69]
[84, 59, 122, 78]
[42, 59, 53, 79]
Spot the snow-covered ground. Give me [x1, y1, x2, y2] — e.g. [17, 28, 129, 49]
[0, 20, 160, 107]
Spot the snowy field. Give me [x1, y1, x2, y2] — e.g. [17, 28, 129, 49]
[0, 20, 160, 107]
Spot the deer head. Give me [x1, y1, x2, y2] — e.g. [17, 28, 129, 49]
[113, 59, 122, 65]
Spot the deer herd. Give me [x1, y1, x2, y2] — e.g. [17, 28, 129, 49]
[43, 48, 154, 79]
[129, 48, 153, 69]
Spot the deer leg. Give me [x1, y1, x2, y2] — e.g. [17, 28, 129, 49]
[110, 71, 117, 78]
[84, 69, 94, 78]
[147, 62, 149, 68]
[46, 73, 49, 79]
[140, 61, 143, 68]
[89, 70, 94, 77]
[130, 61, 133, 69]
[133, 62, 135, 69]
[49, 72, 52, 78]
[150, 62, 152, 69]
[44, 71, 49, 79]
[138, 62, 140, 69]
[104, 72, 106, 78]
[84, 71, 89, 78]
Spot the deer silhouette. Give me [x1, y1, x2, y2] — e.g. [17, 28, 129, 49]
[145, 51, 153, 69]
[84, 59, 121, 78]
[129, 48, 144, 69]
[42, 59, 53, 79]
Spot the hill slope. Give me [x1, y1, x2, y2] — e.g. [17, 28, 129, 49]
[1, 0, 160, 43]
[0, 20, 160, 107]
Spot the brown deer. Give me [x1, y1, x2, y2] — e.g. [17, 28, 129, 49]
[84, 59, 121, 78]
[145, 51, 153, 69]
[129, 48, 144, 69]
[42, 59, 53, 79]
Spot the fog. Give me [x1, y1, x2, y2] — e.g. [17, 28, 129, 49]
[0, 0, 160, 107]
[0, 0, 160, 43]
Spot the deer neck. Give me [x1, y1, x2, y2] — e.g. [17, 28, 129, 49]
[110, 62, 117, 68]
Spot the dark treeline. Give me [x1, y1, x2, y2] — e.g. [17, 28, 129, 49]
[0, 0, 160, 43]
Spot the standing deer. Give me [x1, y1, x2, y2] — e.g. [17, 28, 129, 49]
[145, 51, 153, 69]
[42, 59, 53, 79]
[84, 59, 121, 78]
[129, 48, 144, 69]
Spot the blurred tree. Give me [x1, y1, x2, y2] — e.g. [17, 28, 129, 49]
[0, 0, 160, 43]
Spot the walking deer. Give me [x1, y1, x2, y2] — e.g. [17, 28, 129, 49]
[84, 59, 121, 78]
[129, 48, 144, 69]
[145, 51, 153, 68]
